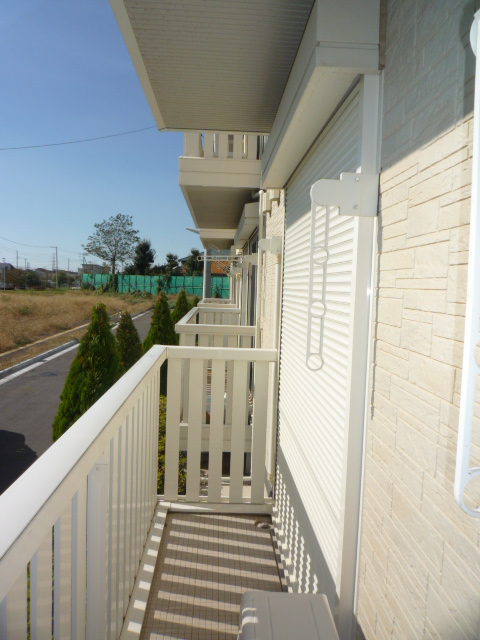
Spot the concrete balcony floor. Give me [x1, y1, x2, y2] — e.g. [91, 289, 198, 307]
[140, 512, 286, 639]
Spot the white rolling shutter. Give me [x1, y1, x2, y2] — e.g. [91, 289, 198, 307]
[276, 87, 360, 602]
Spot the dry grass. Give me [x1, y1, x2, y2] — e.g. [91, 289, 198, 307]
[0, 290, 154, 365]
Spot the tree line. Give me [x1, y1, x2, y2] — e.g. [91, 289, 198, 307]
[82, 213, 203, 277]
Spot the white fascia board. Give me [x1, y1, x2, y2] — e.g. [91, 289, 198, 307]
[261, 0, 380, 188]
[179, 184, 200, 229]
[109, 0, 165, 131]
[234, 202, 259, 247]
[179, 157, 261, 189]
[199, 229, 236, 240]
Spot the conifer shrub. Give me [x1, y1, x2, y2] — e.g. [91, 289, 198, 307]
[171, 288, 191, 328]
[157, 395, 186, 495]
[52, 303, 119, 441]
[116, 311, 142, 372]
[142, 291, 176, 352]
[143, 292, 176, 394]
[192, 295, 200, 307]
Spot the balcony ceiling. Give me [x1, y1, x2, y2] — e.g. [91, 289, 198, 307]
[110, 0, 315, 133]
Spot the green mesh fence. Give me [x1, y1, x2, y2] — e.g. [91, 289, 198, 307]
[80, 274, 230, 298]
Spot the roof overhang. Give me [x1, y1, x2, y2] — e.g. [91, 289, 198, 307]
[198, 228, 236, 251]
[261, 0, 380, 187]
[109, 0, 315, 133]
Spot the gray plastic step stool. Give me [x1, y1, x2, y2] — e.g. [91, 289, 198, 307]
[239, 592, 340, 640]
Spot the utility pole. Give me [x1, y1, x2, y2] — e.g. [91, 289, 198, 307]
[2, 258, 5, 291]
[16, 250, 18, 269]
[51, 246, 58, 289]
[24, 258, 27, 289]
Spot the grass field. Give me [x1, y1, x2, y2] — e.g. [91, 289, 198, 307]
[0, 289, 155, 369]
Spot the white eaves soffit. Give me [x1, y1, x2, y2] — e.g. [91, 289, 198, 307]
[110, 0, 315, 133]
[261, 0, 380, 188]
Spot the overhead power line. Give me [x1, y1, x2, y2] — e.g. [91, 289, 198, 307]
[0, 235, 81, 257]
[0, 125, 157, 151]
[0, 234, 52, 248]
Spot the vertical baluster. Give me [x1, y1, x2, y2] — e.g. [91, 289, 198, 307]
[54, 501, 72, 640]
[225, 335, 236, 425]
[186, 358, 204, 501]
[218, 133, 228, 159]
[213, 333, 223, 348]
[164, 358, 182, 500]
[139, 390, 146, 553]
[72, 481, 87, 640]
[229, 360, 249, 502]
[233, 134, 243, 159]
[0, 568, 27, 638]
[145, 381, 152, 528]
[150, 376, 157, 511]
[208, 359, 225, 502]
[133, 399, 141, 576]
[251, 361, 269, 504]
[86, 454, 108, 640]
[198, 334, 209, 420]
[247, 134, 258, 159]
[124, 415, 132, 612]
[107, 434, 118, 639]
[116, 423, 126, 637]
[182, 333, 195, 422]
[128, 409, 136, 596]
[204, 132, 214, 158]
[30, 531, 53, 640]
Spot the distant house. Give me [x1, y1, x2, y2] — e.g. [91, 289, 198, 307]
[78, 263, 108, 275]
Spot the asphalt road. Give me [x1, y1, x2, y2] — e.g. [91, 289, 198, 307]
[0, 310, 153, 494]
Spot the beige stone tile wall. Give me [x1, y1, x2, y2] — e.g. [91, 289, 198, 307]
[259, 191, 285, 485]
[356, 1, 480, 638]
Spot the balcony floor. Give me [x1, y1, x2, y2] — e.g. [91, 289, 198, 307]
[140, 512, 286, 640]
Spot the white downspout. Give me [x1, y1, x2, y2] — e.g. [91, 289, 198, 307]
[455, 11, 480, 518]
[267, 251, 282, 484]
[255, 204, 265, 346]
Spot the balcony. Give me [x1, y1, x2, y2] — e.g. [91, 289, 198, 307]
[0, 343, 277, 639]
[179, 133, 264, 250]
[176, 305, 255, 349]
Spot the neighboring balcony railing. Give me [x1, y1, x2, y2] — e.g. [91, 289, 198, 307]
[183, 132, 267, 161]
[176, 306, 255, 348]
[198, 298, 238, 307]
[0, 344, 276, 638]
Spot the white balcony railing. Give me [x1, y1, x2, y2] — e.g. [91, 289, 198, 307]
[198, 298, 238, 308]
[176, 306, 255, 348]
[0, 344, 276, 638]
[183, 132, 266, 161]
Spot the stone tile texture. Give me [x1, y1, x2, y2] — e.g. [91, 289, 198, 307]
[357, 1, 480, 638]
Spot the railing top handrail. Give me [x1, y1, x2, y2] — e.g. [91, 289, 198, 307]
[0, 345, 167, 565]
[198, 305, 240, 313]
[175, 322, 256, 336]
[198, 300, 237, 307]
[167, 346, 277, 362]
[176, 306, 198, 326]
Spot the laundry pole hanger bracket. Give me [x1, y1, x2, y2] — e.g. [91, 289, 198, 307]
[310, 172, 379, 218]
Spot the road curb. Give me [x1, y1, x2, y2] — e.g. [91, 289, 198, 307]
[0, 308, 152, 381]
[0, 340, 80, 380]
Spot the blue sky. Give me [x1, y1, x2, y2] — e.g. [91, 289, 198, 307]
[0, 1, 202, 272]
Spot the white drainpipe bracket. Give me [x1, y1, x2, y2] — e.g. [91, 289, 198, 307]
[259, 237, 282, 256]
[310, 172, 379, 217]
[243, 254, 258, 266]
